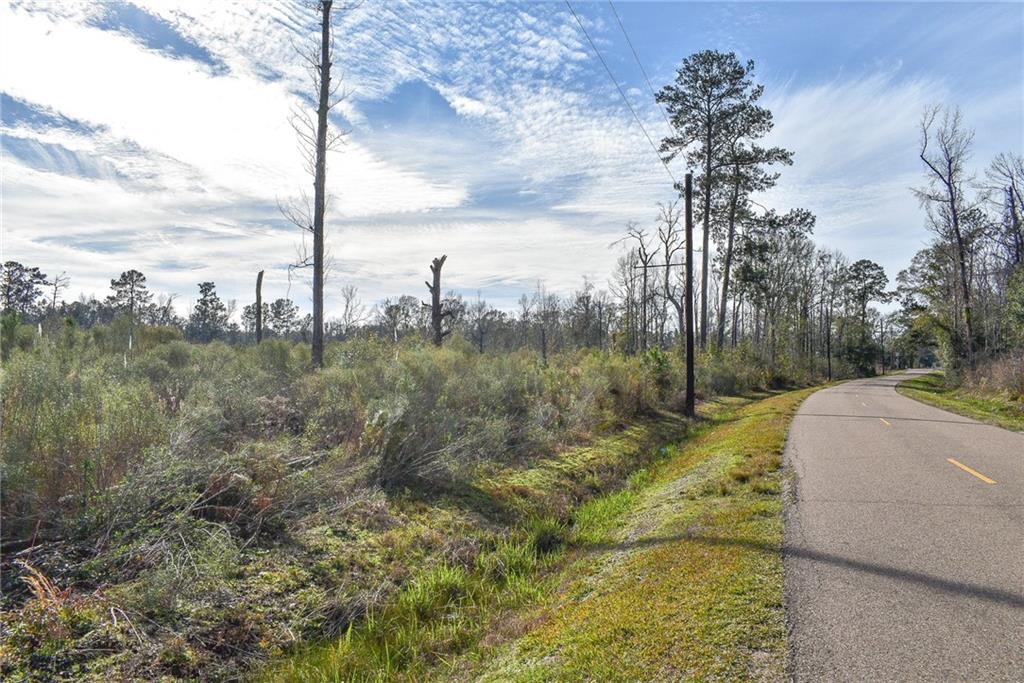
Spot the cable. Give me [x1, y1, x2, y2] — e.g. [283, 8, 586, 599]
[564, 0, 677, 186]
[607, 0, 674, 133]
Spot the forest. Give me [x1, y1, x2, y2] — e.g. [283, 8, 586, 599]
[2, 6, 1023, 682]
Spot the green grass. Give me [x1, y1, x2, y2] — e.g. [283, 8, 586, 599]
[267, 392, 803, 682]
[898, 372, 1024, 432]
[457, 388, 819, 682]
[267, 409, 701, 682]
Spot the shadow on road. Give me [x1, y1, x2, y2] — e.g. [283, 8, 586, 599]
[581, 532, 1024, 609]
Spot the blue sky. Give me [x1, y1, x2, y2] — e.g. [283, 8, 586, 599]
[1, 1, 1021, 315]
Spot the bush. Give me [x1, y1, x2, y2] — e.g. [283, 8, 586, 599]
[2, 348, 165, 540]
[964, 350, 1024, 401]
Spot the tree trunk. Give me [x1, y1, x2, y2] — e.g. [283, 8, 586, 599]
[310, 0, 332, 369]
[684, 173, 696, 417]
[826, 303, 833, 382]
[255, 270, 264, 344]
[700, 133, 712, 349]
[426, 255, 448, 346]
[948, 200, 974, 365]
[716, 170, 740, 349]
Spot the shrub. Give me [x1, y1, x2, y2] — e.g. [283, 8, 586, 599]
[1, 349, 165, 540]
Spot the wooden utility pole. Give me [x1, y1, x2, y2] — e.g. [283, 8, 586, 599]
[684, 173, 696, 417]
[425, 255, 450, 346]
[255, 270, 264, 344]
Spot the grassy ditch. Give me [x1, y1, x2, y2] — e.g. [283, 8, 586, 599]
[897, 372, 1024, 432]
[275, 388, 818, 681]
[467, 387, 818, 682]
[268, 410, 698, 681]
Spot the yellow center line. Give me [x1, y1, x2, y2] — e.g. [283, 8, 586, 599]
[879, 417, 891, 426]
[947, 458, 997, 484]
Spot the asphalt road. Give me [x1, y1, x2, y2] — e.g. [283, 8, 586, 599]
[784, 370, 1024, 682]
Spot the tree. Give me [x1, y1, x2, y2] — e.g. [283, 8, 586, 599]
[658, 50, 769, 349]
[736, 208, 816, 362]
[267, 298, 300, 336]
[424, 255, 454, 346]
[108, 269, 152, 327]
[915, 105, 979, 365]
[467, 293, 496, 353]
[984, 152, 1024, 266]
[242, 302, 270, 338]
[188, 282, 228, 343]
[337, 284, 366, 339]
[1, 261, 47, 316]
[48, 272, 70, 312]
[281, 0, 353, 368]
[714, 118, 793, 348]
[654, 202, 685, 353]
[847, 260, 890, 331]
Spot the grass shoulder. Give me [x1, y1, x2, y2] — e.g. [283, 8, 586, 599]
[897, 371, 1024, 432]
[450, 386, 820, 682]
[269, 388, 822, 681]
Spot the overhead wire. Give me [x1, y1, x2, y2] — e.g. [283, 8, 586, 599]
[606, 0, 674, 134]
[564, 0, 678, 186]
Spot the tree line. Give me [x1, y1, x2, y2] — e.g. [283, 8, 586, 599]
[4, 40, 1019, 379]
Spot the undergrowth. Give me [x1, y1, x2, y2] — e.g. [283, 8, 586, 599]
[898, 370, 1024, 431]
[1, 322, 820, 681]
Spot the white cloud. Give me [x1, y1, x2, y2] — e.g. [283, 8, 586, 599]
[2, 0, 1019, 318]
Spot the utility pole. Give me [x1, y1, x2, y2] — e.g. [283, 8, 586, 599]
[684, 173, 696, 417]
[255, 270, 264, 344]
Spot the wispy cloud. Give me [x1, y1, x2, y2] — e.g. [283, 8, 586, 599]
[1, 1, 1020, 313]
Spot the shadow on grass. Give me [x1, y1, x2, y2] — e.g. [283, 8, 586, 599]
[578, 532, 1024, 609]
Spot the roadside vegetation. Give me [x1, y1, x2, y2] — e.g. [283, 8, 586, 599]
[1, 321, 817, 681]
[1, 17, 1019, 680]
[467, 387, 816, 683]
[898, 365, 1024, 432]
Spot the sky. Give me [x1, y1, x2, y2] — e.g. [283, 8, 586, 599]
[1, 0, 1022, 316]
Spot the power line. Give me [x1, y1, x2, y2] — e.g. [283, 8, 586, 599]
[607, 0, 674, 134]
[564, 0, 677, 186]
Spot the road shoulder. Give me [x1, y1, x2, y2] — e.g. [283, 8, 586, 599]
[468, 387, 820, 682]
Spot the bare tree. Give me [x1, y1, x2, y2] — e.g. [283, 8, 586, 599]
[984, 152, 1024, 266]
[467, 292, 495, 353]
[338, 284, 366, 338]
[48, 271, 69, 312]
[424, 255, 453, 346]
[621, 223, 654, 351]
[914, 105, 978, 364]
[280, 0, 354, 368]
[655, 201, 685, 352]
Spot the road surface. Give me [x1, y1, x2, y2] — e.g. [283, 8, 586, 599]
[784, 370, 1024, 682]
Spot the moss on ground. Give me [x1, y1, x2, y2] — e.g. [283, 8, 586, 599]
[467, 387, 818, 682]
[898, 372, 1024, 432]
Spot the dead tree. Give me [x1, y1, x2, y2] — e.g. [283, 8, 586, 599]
[280, 0, 353, 368]
[255, 270, 264, 344]
[48, 272, 69, 312]
[915, 106, 977, 365]
[425, 255, 452, 346]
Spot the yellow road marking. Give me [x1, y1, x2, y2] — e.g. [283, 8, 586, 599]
[947, 458, 997, 484]
[879, 418, 891, 426]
